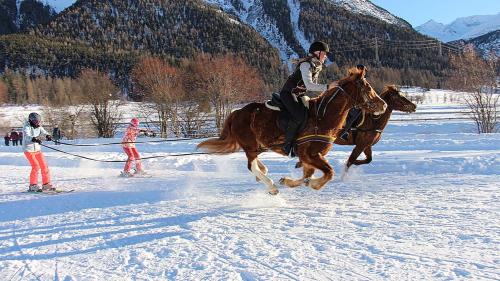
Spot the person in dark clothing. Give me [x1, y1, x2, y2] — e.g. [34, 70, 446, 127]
[339, 108, 363, 141]
[18, 131, 23, 145]
[4, 133, 9, 146]
[52, 126, 62, 145]
[10, 129, 19, 146]
[279, 41, 337, 157]
[338, 64, 367, 141]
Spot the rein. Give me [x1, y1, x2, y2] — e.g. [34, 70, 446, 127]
[316, 87, 343, 118]
[351, 105, 391, 134]
[316, 85, 363, 117]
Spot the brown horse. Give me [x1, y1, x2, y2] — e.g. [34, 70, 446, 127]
[197, 67, 387, 194]
[297, 85, 417, 174]
[337, 85, 416, 172]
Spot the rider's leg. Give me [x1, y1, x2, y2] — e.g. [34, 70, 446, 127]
[340, 108, 362, 141]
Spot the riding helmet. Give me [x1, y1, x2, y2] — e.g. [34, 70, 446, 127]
[309, 41, 330, 54]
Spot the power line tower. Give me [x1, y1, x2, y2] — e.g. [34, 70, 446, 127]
[374, 37, 380, 67]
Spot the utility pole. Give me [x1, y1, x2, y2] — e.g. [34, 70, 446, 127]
[374, 37, 380, 67]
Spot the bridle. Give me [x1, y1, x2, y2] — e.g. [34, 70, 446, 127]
[316, 78, 375, 119]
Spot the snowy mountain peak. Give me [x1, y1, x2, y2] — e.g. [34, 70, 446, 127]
[416, 13, 500, 42]
[419, 20, 445, 29]
[328, 0, 410, 27]
[203, 0, 411, 63]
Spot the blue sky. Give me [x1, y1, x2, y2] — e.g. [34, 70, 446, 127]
[371, 0, 500, 26]
[43, 0, 76, 12]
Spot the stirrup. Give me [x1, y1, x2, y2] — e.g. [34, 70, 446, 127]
[340, 131, 349, 141]
[282, 144, 296, 158]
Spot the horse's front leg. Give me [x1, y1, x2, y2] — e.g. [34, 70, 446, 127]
[305, 153, 334, 190]
[346, 144, 368, 168]
[353, 146, 373, 165]
[279, 163, 315, 188]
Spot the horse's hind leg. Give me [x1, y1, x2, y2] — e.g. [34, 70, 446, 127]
[257, 159, 268, 175]
[279, 163, 315, 188]
[246, 152, 279, 195]
[305, 153, 334, 190]
[255, 159, 268, 182]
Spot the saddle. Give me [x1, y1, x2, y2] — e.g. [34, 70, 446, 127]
[265, 93, 309, 133]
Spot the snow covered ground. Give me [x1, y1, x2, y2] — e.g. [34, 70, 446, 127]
[0, 94, 499, 280]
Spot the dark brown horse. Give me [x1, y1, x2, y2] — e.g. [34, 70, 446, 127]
[197, 67, 387, 194]
[338, 85, 416, 172]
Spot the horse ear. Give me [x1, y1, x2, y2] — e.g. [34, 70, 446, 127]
[347, 67, 362, 78]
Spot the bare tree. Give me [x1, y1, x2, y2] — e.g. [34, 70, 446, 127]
[464, 91, 499, 133]
[132, 56, 183, 137]
[78, 69, 121, 138]
[189, 54, 266, 132]
[177, 101, 211, 138]
[43, 105, 87, 140]
[0, 79, 7, 104]
[448, 47, 499, 133]
[179, 59, 214, 138]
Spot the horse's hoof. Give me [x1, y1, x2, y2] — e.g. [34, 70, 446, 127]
[256, 177, 261, 182]
[295, 162, 302, 169]
[268, 189, 279, 195]
[279, 177, 286, 185]
[303, 178, 310, 186]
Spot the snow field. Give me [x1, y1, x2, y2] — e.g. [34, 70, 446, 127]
[0, 93, 499, 280]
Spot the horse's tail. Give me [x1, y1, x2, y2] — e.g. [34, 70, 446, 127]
[197, 110, 240, 154]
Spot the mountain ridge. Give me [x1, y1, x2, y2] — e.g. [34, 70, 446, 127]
[416, 13, 500, 42]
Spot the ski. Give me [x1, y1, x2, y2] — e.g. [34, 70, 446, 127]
[23, 189, 75, 195]
[119, 175, 153, 178]
[119, 171, 152, 178]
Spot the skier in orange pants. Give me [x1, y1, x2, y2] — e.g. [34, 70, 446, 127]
[23, 112, 55, 192]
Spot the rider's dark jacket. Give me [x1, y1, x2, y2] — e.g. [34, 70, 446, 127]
[279, 57, 329, 122]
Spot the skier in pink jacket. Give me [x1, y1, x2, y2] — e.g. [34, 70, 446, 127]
[120, 118, 151, 177]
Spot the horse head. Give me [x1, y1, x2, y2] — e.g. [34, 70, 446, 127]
[339, 66, 387, 115]
[380, 85, 417, 113]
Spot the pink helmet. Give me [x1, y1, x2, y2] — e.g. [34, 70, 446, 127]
[130, 118, 139, 127]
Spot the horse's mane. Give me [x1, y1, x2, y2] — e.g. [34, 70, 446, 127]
[381, 84, 399, 98]
[313, 67, 366, 101]
[337, 67, 366, 87]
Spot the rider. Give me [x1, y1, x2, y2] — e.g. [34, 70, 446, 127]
[280, 41, 337, 157]
[22, 112, 55, 192]
[339, 64, 366, 141]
